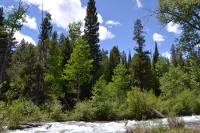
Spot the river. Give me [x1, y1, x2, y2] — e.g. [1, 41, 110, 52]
[7, 115, 200, 133]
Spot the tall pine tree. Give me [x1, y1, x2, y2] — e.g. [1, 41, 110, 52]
[130, 19, 152, 91]
[0, 2, 28, 93]
[152, 41, 160, 96]
[84, 0, 101, 82]
[152, 41, 159, 70]
[35, 12, 52, 103]
[170, 44, 178, 67]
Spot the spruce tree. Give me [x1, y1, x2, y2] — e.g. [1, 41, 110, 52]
[109, 46, 121, 82]
[0, 2, 27, 93]
[152, 41, 160, 96]
[84, 0, 101, 81]
[35, 12, 52, 103]
[59, 34, 72, 67]
[0, 7, 7, 78]
[7, 40, 37, 100]
[152, 41, 159, 70]
[170, 44, 178, 67]
[131, 19, 151, 91]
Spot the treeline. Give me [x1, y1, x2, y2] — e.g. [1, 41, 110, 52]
[0, 0, 200, 130]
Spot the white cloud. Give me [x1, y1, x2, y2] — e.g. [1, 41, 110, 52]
[23, 15, 37, 30]
[23, 0, 86, 30]
[14, 31, 36, 45]
[162, 52, 171, 59]
[22, 0, 113, 41]
[99, 26, 115, 41]
[134, 0, 143, 8]
[97, 14, 103, 24]
[106, 20, 121, 26]
[166, 22, 182, 35]
[153, 33, 165, 42]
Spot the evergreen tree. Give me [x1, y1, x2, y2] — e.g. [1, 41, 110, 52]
[121, 51, 127, 66]
[38, 12, 52, 65]
[130, 19, 151, 91]
[100, 49, 109, 81]
[109, 46, 121, 81]
[0, 2, 27, 93]
[177, 51, 185, 67]
[59, 34, 72, 67]
[7, 40, 37, 100]
[152, 41, 159, 70]
[0, 7, 8, 82]
[170, 44, 178, 66]
[151, 41, 160, 96]
[84, 0, 101, 82]
[35, 12, 52, 103]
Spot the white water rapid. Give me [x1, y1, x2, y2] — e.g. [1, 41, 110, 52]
[8, 115, 200, 133]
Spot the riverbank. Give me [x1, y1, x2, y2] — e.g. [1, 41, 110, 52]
[7, 115, 200, 133]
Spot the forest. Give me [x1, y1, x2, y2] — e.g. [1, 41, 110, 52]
[0, 0, 200, 131]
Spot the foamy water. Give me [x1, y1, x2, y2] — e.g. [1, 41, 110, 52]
[8, 115, 200, 133]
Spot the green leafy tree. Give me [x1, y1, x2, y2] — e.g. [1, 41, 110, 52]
[91, 64, 130, 119]
[63, 37, 93, 102]
[155, 56, 170, 77]
[68, 21, 82, 43]
[84, 0, 101, 83]
[45, 31, 63, 99]
[111, 63, 130, 104]
[160, 65, 199, 98]
[156, 0, 200, 54]
[159, 64, 200, 114]
[157, 0, 200, 31]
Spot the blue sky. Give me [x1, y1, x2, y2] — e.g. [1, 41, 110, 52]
[0, 0, 183, 59]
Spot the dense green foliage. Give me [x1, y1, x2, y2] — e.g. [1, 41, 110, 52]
[0, 0, 200, 130]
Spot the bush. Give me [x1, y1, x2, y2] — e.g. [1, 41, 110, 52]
[49, 100, 65, 121]
[127, 87, 148, 120]
[0, 101, 6, 132]
[157, 89, 200, 115]
[70, 100, 97, 121]
[40, 99, 65, 121]
[6, 98, 42, 129]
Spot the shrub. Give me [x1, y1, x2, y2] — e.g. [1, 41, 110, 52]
[157, 89, 200, 115]
[127, 87, 148, 120]
[70, 100, 97, 121]
[0, 101, 6, 132]
[49, 100, 65, 121]
[6, 98, 41, 129]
